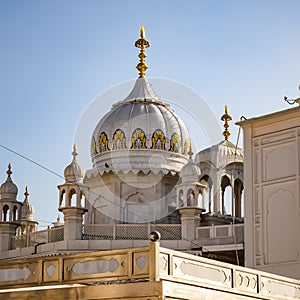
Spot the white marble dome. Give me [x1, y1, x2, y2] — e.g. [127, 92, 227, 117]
[180, 154, 201, 184]
[195, 140, 244, 168]
[22, 199, 35, 220]
[22, 188, 35, 221]
[91, 78, 191, 174]
[0, 165, 18, 200]
[64, 147, 85, 183]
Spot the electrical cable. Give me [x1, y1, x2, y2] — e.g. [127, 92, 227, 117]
[0, 142, 204, 249]
[231, 115, 247, 266]
[0, 144, 64, 180]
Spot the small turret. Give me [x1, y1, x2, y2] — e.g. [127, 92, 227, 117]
[176, 147, 204, 208]
[58, 146, 87, 240]
[64, 145, 85, 183]
[176, 148, 205, 241]
[22, 186, 35, 221]
[0, 164, 22, 251]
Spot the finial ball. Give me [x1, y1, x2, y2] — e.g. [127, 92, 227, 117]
[149, 231, 161, 242]
[7, 163, 12, 176]
[24, 186, 29, 197]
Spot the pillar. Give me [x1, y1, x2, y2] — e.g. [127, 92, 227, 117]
[179, 207, 204, 241]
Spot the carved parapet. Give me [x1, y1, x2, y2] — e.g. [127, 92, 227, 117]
[0, 244, 300, 300]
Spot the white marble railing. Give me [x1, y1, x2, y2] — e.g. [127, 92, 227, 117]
[196, 223, 244, 239]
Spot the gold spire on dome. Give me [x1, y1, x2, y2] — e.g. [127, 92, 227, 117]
[135, 26, 150, 78]
[72, 144, 78, 159]
[24, 186, 29, 198]
[6, 163, 12, 177]
[221, 105, 232, 141]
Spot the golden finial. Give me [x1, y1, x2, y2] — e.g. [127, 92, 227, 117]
[24, 186, 29, 198]
[135, 26, 150, 78]
[72, 144, 78, 158]
[6, 163, 12, 177]
[221, 105, 232, 141]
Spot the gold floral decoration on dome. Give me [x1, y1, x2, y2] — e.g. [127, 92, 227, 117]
[92, 136, 98, 155]
[183, 140, 190, 155]
[131, 128, 147, 149]
[169, 133, 181, 153]
[113, 129, 127, 150]
[98, 132, 110, 153]
[151, 129, 166, 150]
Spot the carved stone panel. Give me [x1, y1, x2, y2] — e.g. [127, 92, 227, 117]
[261, 276, 300, 299]
[159, 253, 169, 275]
[235, 270, 258, 293]
[261, 131, 296, 145]
[172, 256, 232, 288]
[43, 260, 59, 283]
[262, 142, 296, 182]
[263, 183, 299, 264]
[0, 263, 38, 286]
[133, 251, 149, 275]
[64, 254, 128, 281]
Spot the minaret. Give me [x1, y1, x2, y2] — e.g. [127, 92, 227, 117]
[0, 164, 22, 251]
[176, 147, 205, 240]
[58, 145, 87, 240]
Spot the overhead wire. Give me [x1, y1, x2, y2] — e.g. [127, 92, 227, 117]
[231, 115, 247, 266]
[0, 142, 204, 249]
[0, 144, 64, 180]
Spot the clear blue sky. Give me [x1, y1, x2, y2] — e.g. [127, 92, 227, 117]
[0, 0, 300, 227]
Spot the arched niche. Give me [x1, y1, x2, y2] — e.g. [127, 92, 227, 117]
[178, 189, 184, 208]
[187, 188, 195, 206]
[2, 204, 9, 222]
[200, 174, 213, 213]
[80, 191, 86, 208]
[12, 205, 18, 221]
[221, 175, 231, 215]
[234, 178, 244, 217]
[59, 189, 66, 208]
[69, 188, 77, 207]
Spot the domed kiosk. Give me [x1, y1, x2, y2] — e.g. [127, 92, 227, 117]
[84, 27, 191, 224]
[195, 106, 244, 225]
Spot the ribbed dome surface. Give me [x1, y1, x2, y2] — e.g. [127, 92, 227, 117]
[0, 165, 18, 200]
[64, 147, 85, 183]
[195, 140, 244, 168]
[0, 179, 18, 200]
[64, 162, 85, 182]
[180, 157, 201, 183]
[91, 78, 191, 174]
[22, 197, 35, 220]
